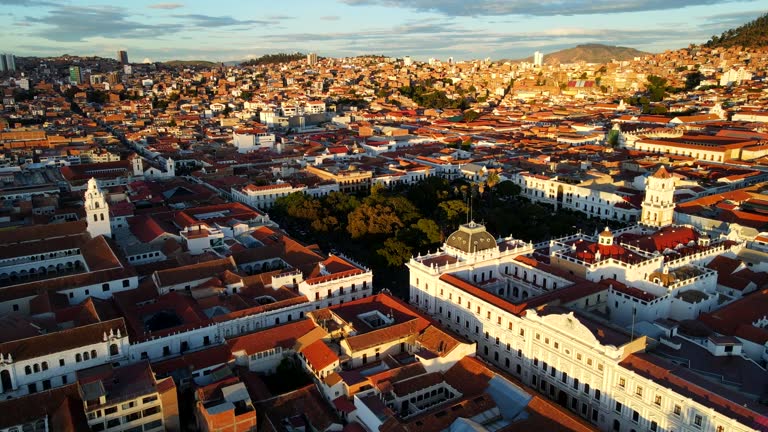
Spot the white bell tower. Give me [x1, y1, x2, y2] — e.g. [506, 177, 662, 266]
[85, 178, 112, 238]
[641, 166, 676, 227]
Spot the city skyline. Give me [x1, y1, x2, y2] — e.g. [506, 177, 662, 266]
[1, 0, 764, 62]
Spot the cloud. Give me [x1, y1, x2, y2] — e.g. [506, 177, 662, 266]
[0, 0, 57, 6]
[148, 3, 184, 9]
[171, 13, 269, 27]
[26, 6, 178, 42]
[320, 15, 340, 20]
[340, 0, 738, 17]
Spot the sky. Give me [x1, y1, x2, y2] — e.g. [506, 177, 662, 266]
[1, 0, 764, 62]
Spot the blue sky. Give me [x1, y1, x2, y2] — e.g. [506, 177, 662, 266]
[1, 0, 764, 61]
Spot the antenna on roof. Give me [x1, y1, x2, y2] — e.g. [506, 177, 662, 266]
[468, 191, 473, 224]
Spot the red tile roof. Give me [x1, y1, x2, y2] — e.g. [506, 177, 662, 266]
[621, 353, 768, 430]
[301, 339, 338, 371]
[227, 319, 316, 355]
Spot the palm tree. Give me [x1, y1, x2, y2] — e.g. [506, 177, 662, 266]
[486, 171, 501, 189]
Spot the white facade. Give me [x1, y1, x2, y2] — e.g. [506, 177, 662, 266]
[232, 130, 276, 153]
[641, 168, 675, 228]
[720, 68, 752, 86]
[0, 322, 129, 398]
[513, 172, 640, 222]
[407, 224, 762, 432]
[232, 182, 305, 210]
[85, 177, 112, 239]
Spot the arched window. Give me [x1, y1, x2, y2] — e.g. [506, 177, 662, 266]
[41, 362, 48, 371]
[83, 352, 90, 361]
[91, 350, 97, 359]
[76, 353, 82, 362]
[110, 344, 119, 356]
[33, 364, 39, 373]
[25, 365, 32, 375]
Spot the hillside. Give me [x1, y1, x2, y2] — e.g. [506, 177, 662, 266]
[705, 13, 768, 48]
[519, 44, 648, 64]
[162, 60, 217, 68]
[240, 52, 305, 66]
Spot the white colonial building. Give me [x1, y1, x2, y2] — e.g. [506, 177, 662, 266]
[512, 171, 641, 222]
[640, 166, 676, 228]
[407, 222, 764, 432]
[85, 177, 112, 239]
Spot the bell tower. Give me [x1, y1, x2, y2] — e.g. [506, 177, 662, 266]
[641, 166, 676, 227]
[85, 177, 112, 238]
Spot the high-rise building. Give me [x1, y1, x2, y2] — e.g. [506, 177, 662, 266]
[533, 51, 544, 67]
[118, 50, 129, 65]
[69, 65, 83, 85]
[403, 56, 413, 66]
[0, 53, 15, 72]
[307, 52, 318, 66]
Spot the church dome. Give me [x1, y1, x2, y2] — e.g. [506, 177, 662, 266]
[445, 222, 497, 253]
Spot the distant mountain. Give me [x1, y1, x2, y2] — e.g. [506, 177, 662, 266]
[162, 60, 218, 67]
[518, 44, 649, 64]
[705, 13, 768, 48]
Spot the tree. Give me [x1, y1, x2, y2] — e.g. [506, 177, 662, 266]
[486, 171, 501, 189]
[495, 181, 521, 199]
[463, 110, 480, 123]
[347, 204, 403, 239]
[438, 200, 468, 228]
[646, 75, 667, 102]
[413, 218, 442, 245]
[311, 216, 339, 233]
[607, 130, 620, 148]
[377, 238, 413, 267]
[685, 71, 704, 90]
[324, 191, 360, 218]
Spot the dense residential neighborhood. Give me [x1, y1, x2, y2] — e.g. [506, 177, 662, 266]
[1, 20, 768, 432]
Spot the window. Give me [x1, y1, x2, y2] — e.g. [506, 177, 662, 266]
[632, 410, 639, 423]
[693, 414, 703, 428]
[41, 362, 48, 371]
[651, 421, 658, 432]
[673, 405, 681, 416]
[654, 395, 661, 406]
[635, 386, 643, 397]
[59, 359, 65, 367]
[105, 407, 118, 415]
[573, 378, 579, 389]
[106, 419, 120, 429]
[25, 366, 31, 375]
[143, 406, 160, 417]
[618, 377, 626, 388]
[144, 420, 162, 430]
[102, 283, 110, 292]
[594, 389, 600, 401]
[614, 401, 622, 413]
